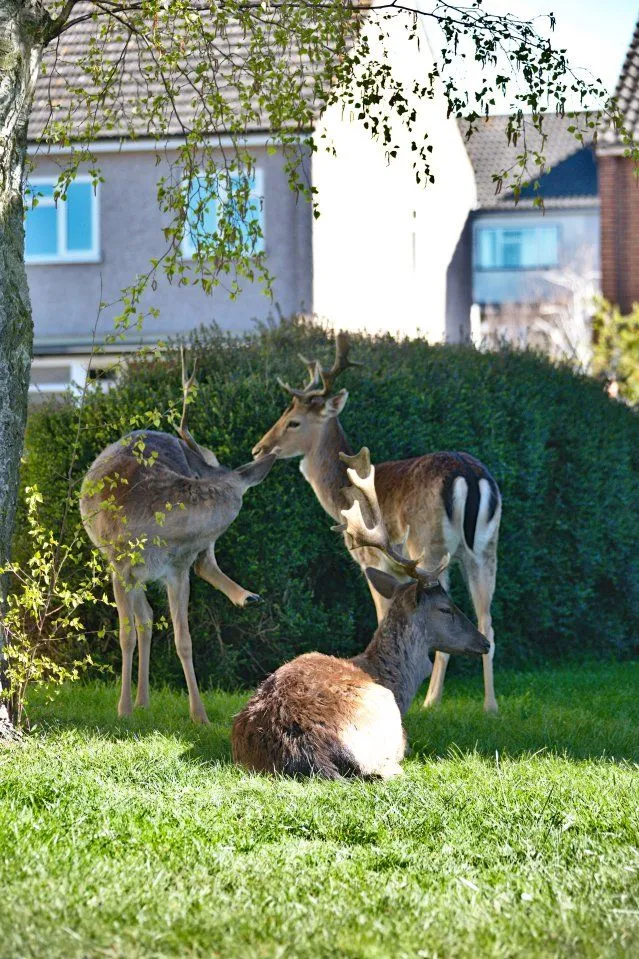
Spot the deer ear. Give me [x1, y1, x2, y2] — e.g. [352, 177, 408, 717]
[235, 453, 276, 489]
[321, 389, 348, 418]
[365, 567, 402, 600]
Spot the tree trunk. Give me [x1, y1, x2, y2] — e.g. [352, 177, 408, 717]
[0, 0, 46, 735]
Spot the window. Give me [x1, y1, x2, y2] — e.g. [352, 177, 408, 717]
[476, 226, 559, 270]
[181, 170, 264, 259]
[25, 178, 100, 264]
[29, 357, 117, 398]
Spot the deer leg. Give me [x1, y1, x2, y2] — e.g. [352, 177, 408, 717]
[194, 545, 261, 608]
[134, 588, 153, 709]
[166, 572, 210, 724]
[422, 569, 451, 708]
[422, 653, 450, 708]
[112, 573, 136, 718]
[466, 557, 498, 714]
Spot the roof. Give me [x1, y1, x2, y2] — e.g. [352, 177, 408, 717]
[29, 2, 322, 142]
[461, 114, 598, 211]
[600, 13, 639, 149]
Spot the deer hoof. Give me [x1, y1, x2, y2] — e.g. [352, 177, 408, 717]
[191, 707, 211, 725]
[484, 700, 499, 715]
[244, 593, 262, 606]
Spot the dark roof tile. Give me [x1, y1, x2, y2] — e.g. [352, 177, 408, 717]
[601, 14, 639, 147]
[461, 114, 598, 210]
[29, 3, 321, 142]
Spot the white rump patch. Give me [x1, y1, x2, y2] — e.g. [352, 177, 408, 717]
[441, 476, 466, 557]
[444, 476, 500, 559]
[473, 478, 501, 557]
[339, 684, 405, 776]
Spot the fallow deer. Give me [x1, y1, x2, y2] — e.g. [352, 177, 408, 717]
[231, 447, 489, 779]
[251, 333, 502, 712]
[80, 352, 276, 723]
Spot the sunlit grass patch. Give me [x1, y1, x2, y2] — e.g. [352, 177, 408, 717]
[1, 662, 638, 958]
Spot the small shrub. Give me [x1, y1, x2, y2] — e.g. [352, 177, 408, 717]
[2, 487, 109, 726]
[16, 318, 639, 689]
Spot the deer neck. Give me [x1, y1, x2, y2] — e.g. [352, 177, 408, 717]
[352, 607, 432, 716]
[300, 418, 353, 522]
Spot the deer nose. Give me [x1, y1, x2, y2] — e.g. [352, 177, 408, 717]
[252, 441, 266, 458]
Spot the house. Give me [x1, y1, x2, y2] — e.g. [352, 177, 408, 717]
[26, 11, 476, 398]
[462, 114, 600, 363]
[598, 15, 639, 314]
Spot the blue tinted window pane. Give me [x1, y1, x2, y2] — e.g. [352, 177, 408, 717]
[477, 230, 496, 268]
[186, 179, 217, 252]
[31, 184, 55, 201]
[202, 197, 216, 237]
[502, 231, 523, 268]
[538, 228, 558, 266]
[227, 175, 263, 253]
[67, 182, 93, 252]
[25, 203, 58, 257]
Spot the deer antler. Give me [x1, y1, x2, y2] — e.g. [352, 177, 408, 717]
[316, 331, 362, 395]
[178, 347, 220, 467]
[278, 331, 362, 399]
[277, 358, 322, 398]
[333, 447, 449, 586]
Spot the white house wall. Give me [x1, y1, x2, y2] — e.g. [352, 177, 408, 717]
[311, 13, 476, 342]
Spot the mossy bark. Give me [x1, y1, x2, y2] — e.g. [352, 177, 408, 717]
[0, 0, 47, 732]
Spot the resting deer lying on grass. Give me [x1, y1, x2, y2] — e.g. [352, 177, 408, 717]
[232, 447, 489, 779]
[252, 333, 502, 712]
[80, 352, 275, 724]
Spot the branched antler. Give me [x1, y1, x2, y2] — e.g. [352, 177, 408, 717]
[278, 331, 362, 399]
[178, 347, 219, 467]
[333, 447, 449, 586]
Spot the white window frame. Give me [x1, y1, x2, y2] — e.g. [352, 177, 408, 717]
[29, 355, 118, 396]
[180, 168, 264, 260]
[25, 176, 101, 265]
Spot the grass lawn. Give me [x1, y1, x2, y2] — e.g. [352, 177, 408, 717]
[1, 661, 638, 959]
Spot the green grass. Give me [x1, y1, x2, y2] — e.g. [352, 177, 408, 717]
[2, 662, 639, 959]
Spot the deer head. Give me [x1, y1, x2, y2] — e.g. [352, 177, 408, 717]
[336, 447, 490, 660]
[251, 332, 361, 460]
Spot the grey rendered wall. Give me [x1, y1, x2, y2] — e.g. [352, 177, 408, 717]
[472, 207, 600, 305]
[445, 214, 473, 343]
[27, 146, 313, 350]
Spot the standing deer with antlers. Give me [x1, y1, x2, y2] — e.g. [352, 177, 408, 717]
[232, 447, 489, 779]
[80, 352, 276, 723]
[252, 332, 502, 712]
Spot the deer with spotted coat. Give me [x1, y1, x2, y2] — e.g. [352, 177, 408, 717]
[252, 333, 502, 712]
[80, 352, 276, 724]
[231, 447, 489, 779]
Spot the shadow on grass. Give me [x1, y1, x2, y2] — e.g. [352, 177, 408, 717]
[29, 660, 639, 767]
[30, 684, 243, 768]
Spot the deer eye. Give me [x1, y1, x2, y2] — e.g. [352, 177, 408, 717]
[438, 607, 453, 616]
[287, 420, 301, 429]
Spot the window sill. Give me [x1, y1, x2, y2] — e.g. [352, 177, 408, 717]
[474, 265, 558, 273]
[26, 253, 102, 266]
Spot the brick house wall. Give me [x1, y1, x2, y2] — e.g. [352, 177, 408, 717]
[599, 154, 639, 313]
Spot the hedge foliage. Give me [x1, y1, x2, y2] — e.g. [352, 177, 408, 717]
[18, 319, 639, 688]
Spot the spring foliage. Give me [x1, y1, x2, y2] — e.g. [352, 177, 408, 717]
[592, 300, 639, 407]
[17, 320, 639, 690]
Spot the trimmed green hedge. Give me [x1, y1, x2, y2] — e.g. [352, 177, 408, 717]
[18, 319, 639, 687]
